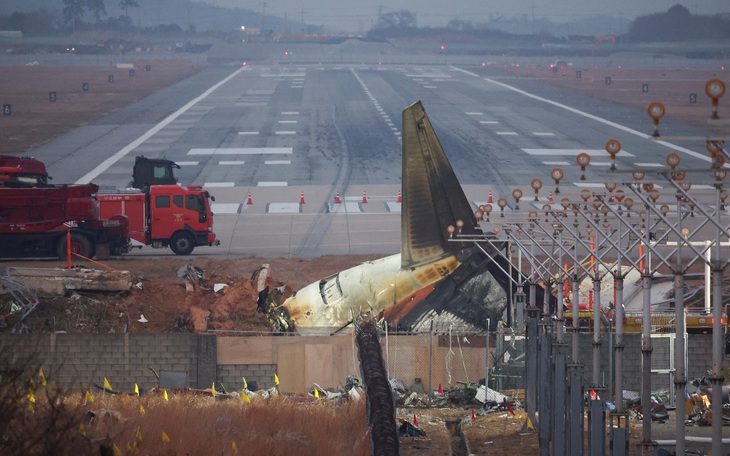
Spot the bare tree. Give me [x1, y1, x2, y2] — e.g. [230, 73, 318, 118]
[62, 0, 85, 30]
[86, 0, 107, 23]
[119, 0, 139, 19]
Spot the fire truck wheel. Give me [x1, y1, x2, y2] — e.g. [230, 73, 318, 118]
[170, 232, 195, 255]
[57, 233, 93, 260]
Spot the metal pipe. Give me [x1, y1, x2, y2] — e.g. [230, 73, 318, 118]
[639, 214, 655, 454]
[673, 200, 687, 456]
[655, 436, 730, 445]
[615, 219, 625, 413]
[711, 184, 724, 456]
[592, 230, 602, 388]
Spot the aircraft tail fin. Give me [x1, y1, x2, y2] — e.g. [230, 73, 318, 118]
[400, 101, 481, 269]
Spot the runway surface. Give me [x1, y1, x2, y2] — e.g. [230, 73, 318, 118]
[33, 63, 723, 258]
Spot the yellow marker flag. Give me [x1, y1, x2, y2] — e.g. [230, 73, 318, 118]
[274, 373, 279, 386]
[26, 403, 34, 413]
[134, 383, 139, 397]
[211, 382, 216, 397]
[242, 376, 247, 389]
[232, 441, 239, 454]
[139, 404, 145, 415]
[28, 378, 36, 390]
[112, 443, 122, 456]
[163, 389, 169, 401]
[103, 377, 113, 391]
[162, 431, 170, 443]
[79, 423, 86, 436]
[135, 427, 142, 441]
[526, 417, 535, 430]
[241, 391, 251, 403]
[85, 390, 95, 403]
[38, 368, 47, 387]
[314, 388, 319, 399]
[26, 390, 35, 403]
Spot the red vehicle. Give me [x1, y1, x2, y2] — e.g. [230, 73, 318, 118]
[0, 182, 129, 259]
[0, 154, 218, 258]
[97, 185, 218, 255]
[0, 154, 51, 187]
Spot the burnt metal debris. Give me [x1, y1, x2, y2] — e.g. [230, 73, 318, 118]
[355, 313, 399, 456]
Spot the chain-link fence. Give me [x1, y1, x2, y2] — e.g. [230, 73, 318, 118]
[381, 326, 526, 404]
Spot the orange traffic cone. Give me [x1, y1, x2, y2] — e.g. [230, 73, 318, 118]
[488, 191, 493, 203]
[397, 190, 402, 203]
[362, 191, 368, 203]
[413, 413, 419, 427]
[299, 191, 306, 204]
[472, 409, 477, 423]
[246, 192, 253, 205]
[438, 383, 443, 395]
[335, 192, 341, 204]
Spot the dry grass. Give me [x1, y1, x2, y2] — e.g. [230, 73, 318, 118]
[29, 392, 373, 456]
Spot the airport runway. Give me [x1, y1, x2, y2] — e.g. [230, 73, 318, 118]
[34, 63, 724, 258]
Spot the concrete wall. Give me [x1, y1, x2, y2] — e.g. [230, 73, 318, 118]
[0, 332, 718, 396]
[0, 333, 216, 392]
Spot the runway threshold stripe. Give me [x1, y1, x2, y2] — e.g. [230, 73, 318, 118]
[75, 66, 246, 184]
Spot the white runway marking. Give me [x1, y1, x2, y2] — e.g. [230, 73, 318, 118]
[211, 203, 242, 214]
[279, 120, 298, 124]
[257, 181, 288, 186]
[497, 131, 518, 136]
[522, 148, 636, 157]
[281, 111, 299, 115]
[76, 67, 246, 184]
[328, 202, 363, 213]
[634, 162, 664, 167]
[466, 112, 483, 116]
[218, 161, 245, 165]
[452, 66, 712, 164]
[542, 161, 570, 166]
[238, 131, 259, 135]
[533, 132, 555, 136]
[176, 161, 199, 166]
[188, 147, 292, 155]
[204, 182, 235, 187]
[268, 203, 300, 213]
[275, 131, 296, 135]
[265, 160, 291, 165]
[573, 183, 607, 188]
[479, 120, 499, 124]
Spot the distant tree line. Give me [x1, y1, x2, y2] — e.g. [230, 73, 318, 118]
[1, 1, 729, 42]
[367, 4, 730, 43]
[627, 4, 730, 41]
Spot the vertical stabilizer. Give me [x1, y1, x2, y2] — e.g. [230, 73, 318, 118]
[401, 101, 482, 269]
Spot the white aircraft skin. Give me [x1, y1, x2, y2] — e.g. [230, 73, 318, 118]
[274, 100, 504, 334]
[282, 254, 460, 334]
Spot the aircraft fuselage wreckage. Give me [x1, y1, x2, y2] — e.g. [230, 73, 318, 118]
[262, 101, 525, 334]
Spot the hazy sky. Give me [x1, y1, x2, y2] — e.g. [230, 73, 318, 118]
[207, 0, 730, 32]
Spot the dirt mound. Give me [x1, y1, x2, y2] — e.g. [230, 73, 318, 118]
[4, 255, 379, 334]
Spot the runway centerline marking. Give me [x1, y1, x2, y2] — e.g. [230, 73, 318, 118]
[188, 147, 292, 155]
